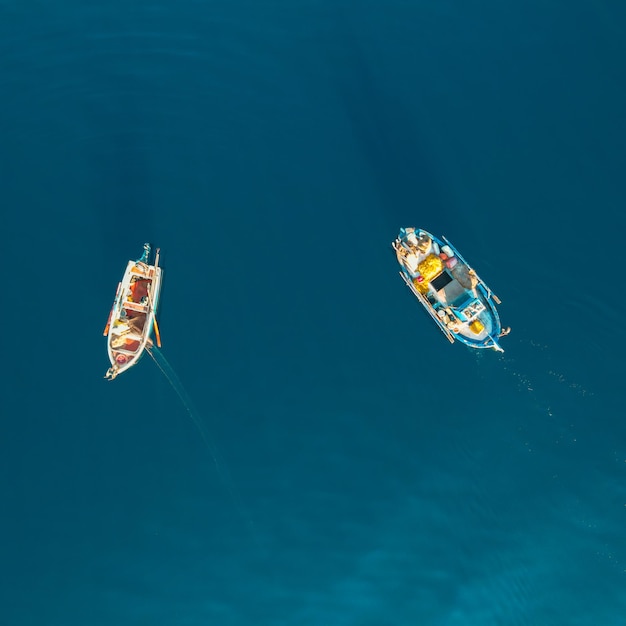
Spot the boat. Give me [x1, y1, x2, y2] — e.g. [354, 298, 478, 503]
[103, 243, 163, 379]
[392, 227, 510, 352]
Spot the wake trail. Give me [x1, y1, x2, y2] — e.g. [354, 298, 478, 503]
[146, 345, 262, 551]
[147, 344, 221, 472]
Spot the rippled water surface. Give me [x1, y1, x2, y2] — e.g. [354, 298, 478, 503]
[1, 1, 625, 624]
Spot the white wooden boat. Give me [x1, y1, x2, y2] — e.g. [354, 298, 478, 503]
[103, 243, 163, 379]
[392, 227, 510, 352]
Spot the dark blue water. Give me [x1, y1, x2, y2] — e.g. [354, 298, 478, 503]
[2, 2, 625, 624]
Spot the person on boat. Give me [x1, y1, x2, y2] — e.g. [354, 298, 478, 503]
[405, 230, 419, 248]
[467, 269, 479, 288]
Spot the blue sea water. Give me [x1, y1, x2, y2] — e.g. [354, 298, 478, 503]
[1, 1, 625, 624]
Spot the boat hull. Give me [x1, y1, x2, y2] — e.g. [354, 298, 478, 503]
[104, 245, 162, 379]
[393, 228, 507, 352]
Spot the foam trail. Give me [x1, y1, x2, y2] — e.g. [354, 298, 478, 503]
[147, 344, 221, 471]
[146, 345, 261, 548]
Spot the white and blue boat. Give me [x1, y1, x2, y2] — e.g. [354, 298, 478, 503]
[392, 227, 510, 352]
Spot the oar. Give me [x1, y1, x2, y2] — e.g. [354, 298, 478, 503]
[153, 317, 162, 348]
[147, 247, 162, 347]
[103, 307, 114, 336]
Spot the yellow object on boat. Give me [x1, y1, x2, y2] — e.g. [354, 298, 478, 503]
[412, 276, 429, 294]
[469, 319, 485, 334]
[413, 254, 444, 293]
[417, 254, 444, 281]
